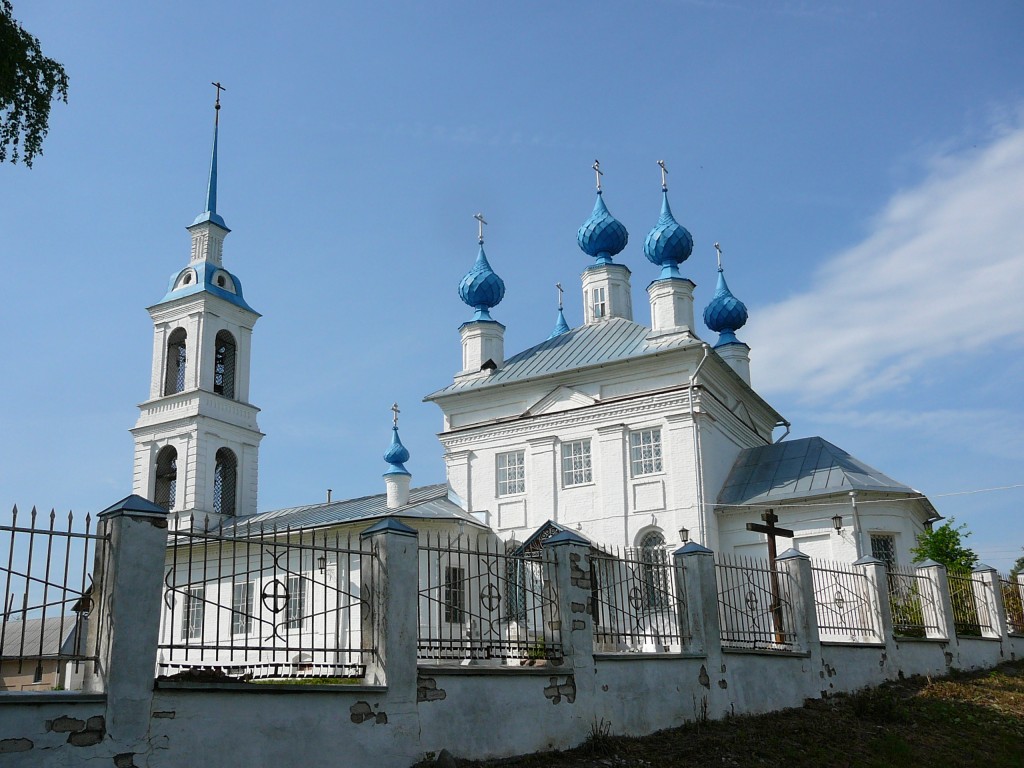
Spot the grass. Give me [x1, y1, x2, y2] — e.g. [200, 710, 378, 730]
[429, 661, 1024, 768]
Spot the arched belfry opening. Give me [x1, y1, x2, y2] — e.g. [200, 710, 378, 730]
[214, 448, 238, 516]
[213, 330, 236, 399]
[164, 328, 187, 396]
[154, 446, 178, 511]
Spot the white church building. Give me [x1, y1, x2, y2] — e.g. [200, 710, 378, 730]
[131, 105, 939, 575]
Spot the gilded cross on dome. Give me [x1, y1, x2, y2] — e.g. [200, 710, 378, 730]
[657, 159, 668, 191]
[593, 160, 603, 192]
[390, 402, 400, 428]
[473, 213, 487, 244]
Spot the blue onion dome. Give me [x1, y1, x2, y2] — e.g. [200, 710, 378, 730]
[383, 427, 411, 475]
[703, 267, 748, 346]
[577, 192, 628, 264]
[548, 307, 570, 339]
[458, 245, 505, 321]
[644, 191, 694, 279]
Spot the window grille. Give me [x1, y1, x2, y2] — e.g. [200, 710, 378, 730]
[213, 448, 238, 516]
[182, 586, 205, 640]
[630, 429, 663, 476]
[444, 566, 465, 624]
[496, 451, 525, 496]
[561, 440, 592, 487]
[870, 534, 897, 570]
[213, 330, 236, 399]
[286, 576, 307, 630]
[639, 532, 670, 611]
[231, 581, 253, 635]
[164, 328, 187, 396]
[593, 287, 606, 319]
[154, 446, 178, 511]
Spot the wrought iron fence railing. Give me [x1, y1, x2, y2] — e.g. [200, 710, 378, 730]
[417, 531, 562, 664]
[1001, 576, 1024, 636]
[810, 559, 881, 643]
[885, 565, 942, 638]
[946, 568, 992, 638]
[715, 553, 797, 651]
[589, 545, 687, 652]
[1, 506, 107, 691]
[159, 516, 373, 681]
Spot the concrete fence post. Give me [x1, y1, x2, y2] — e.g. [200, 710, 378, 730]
[972, 564, 1007, 641]
[84, 494, 169, 745]
[917, 560, 957, 641]
[360, 518, 419, 696]
[674, 542, 722, 658]
[853, 556, 892, 644]
[776, 549, 820, 655]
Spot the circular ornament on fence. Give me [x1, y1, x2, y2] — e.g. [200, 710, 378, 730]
[261, 579, 289, 613]
[480, 584, 501, 611]
[628, 586, 644, 611]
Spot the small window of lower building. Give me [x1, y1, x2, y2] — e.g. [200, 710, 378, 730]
[870, 534, 897, 570]
[561, 439, 593, 487]
[231, 581, 253, 635]
[182, 586, 205, 641]
[496, 450, 525, 496]
[286, 576, 307, 630]
[444, 566, 465, 624]
[630, 428, 663, 476]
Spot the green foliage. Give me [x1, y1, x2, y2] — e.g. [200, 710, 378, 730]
[0, 0, 69, 167]
[910, 518, 978, 571]
[1010, 551, 1024, 580]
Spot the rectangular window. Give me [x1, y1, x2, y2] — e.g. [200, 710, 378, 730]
[287, 576, 307, 630]
[593, 287, 607, 319]
[444, 566, 465, 624]
[496, 451, 525, 496]
[630, 429, 663, 476]
[870, 534, 897, 570]
[231, 581, 253, 635]
[561, 439, 593, 487]
[181, 586, 204, 641]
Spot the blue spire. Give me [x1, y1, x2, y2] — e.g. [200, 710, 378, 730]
[644, 189, 693, 279]
[703, 252, 748, 347]
[458, 224, 505, 321]
[191, 87, 228, 230]
[577, 191, 628, 264]
[548, 307, 570, 339]
[383, 427, 411, 476]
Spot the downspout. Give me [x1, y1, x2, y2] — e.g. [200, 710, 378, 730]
[688, 344, 711, 547]
[773, 419, 791, 444]
[849, 490, 864, 559]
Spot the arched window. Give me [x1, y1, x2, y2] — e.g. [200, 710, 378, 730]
[154, 446, 177, 511]
[164, 328, 187, 396]
[213, 330, 236, 399]
[213, 448, 238, 516]
[639, 530, 669, 612]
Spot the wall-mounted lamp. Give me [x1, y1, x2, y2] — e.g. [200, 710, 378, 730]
[831, 514, 843, 533]
[678, 526, 689, 544]
[317, 555, 327, 574]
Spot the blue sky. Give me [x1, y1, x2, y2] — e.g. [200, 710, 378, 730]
[2, 1, 1022, 569]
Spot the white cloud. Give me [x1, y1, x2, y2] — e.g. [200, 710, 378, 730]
[747, 120, 1024, 404]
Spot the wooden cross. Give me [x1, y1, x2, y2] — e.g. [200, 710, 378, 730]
[593, 159, 603, 191]
[745, 509, 794, 643]
[473, 212, 487, 244]
[657, 159, 668, 190]
[714, 242, 723, 270]
[390, 402, 400, 428]
[556, 282, 563, 310]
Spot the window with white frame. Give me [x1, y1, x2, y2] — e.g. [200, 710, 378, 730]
[870, 534, 897, 570]
[444, 566, 465, 624]
[592, 287, 607, 319]
[496, 450, 525, 496]
[286, 575, 307, 630]
[561, 439, 592, 487]
[231, 581, 253, 635]
[181, 586, 204, 640]
[630, 429, 663, 476]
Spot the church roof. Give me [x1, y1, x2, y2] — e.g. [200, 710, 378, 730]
[717, 436, 936, 515]
[426, 316, 699, 399]
[1, 616, 81, 657]
[219, 483, 483, 534]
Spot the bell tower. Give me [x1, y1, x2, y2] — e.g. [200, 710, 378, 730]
[130, 85, 263, 526]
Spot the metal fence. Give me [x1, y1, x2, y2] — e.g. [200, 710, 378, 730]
[810, 559, 881, 643]
[1001, 576, 1024, 636]
[946, 568, 992, 637]
[417, 531, 562, 664]
[159, 516, 373, 681]
[590, 545, 687, 652]
[715, 554, 797, 651]
[885, 565, 942, 638]
[1, 506, 107, 691]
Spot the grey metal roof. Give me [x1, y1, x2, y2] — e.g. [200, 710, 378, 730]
[717, 436, 935, 513]
[1, 616, 81, 657]
[425, 317, 699, 399]
[219, 483, 483, 534]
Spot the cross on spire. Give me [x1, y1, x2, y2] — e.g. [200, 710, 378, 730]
[390, 402, 400, 428]
[556, 282, 563, 310]
[657, 159, 668, 191]
[593, 159, 603, 192]
[714, 241, 723, 271]
[473, 212, 487, 244]
[211, 81, 226, 125]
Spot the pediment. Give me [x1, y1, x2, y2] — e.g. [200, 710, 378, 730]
[525, 385, 598, 416]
